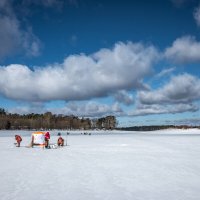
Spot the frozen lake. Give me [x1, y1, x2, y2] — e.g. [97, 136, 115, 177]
[0, 129, 200, 200]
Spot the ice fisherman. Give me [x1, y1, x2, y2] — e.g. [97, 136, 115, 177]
[44, 132, 50, 148]
[15, 135, 22, 147]
[57, 133, 64, 146]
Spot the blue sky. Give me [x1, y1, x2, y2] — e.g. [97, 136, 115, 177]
[0, 0, 200, 126]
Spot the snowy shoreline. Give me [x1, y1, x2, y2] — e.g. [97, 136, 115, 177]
[0, 128, 200, 137]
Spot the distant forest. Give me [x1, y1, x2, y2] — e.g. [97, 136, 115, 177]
[0, 108, 116, 130]
[117, 125, 200, 131]
[1, 108, 199, 131]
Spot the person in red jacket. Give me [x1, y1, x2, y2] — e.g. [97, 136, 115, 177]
[44, 132, 50, 148]
[57, 136, 64, 146]
[15, 135, 22, 147]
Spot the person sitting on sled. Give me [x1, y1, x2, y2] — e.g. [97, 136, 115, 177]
[44, 132, 50, 148]
[15, 135, 22, 147]
[57, 136, 64, 146]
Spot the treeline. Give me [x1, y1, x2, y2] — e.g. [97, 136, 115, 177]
[117, 125, 199, 131]
[0, 108, 116, 130]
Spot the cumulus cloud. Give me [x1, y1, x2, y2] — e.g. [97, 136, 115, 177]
[0, 42, 159, 102]
[129, 103, 198, 116]
[156, 67, 175, 79]
[114, 90, 134, 105]
[0, 16, 21, 59]
[128, 74, 200, 116]
[8, 102, 45, 115]
[131, 73, 200, 116]
[22, 28, 41, 57]
[65, 101, 123, 117]
[0, 1, 41, 59]
[165, 36, 200, 63]
[194, 5, 200, 27]
[8, 101, 123, 117]
[139, 74, 200, 105]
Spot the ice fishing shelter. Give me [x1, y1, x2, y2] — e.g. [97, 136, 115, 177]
[31, 131, 45, 147]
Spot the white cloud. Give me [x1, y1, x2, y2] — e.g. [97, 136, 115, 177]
[0, 42, 159, 102]
[165, 36, 200, 63]
[8, 101, 124, 118]
[0, 1, 41, 59]
[8, 103, 45, 115]
[139, 74, 200, 105]
[114, 90, 134, 105]
[128, 103, 199, 116]
[156, 67, 175, 79]
[65, 101, 123, 117]
[129, 103, 198, 116]
[22, 28, 41, 57]
[194, 5, 200, 27]
[129, 73, 200, 116]
[0, 16, 21, 58]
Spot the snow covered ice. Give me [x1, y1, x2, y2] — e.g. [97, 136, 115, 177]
[0, 129, 200, 200]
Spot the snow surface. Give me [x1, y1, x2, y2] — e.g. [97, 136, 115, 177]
[0, 129, 200, 200]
